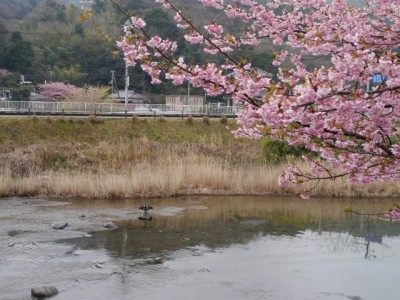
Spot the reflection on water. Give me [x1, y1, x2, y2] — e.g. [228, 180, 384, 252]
[58, 196, 400, 261]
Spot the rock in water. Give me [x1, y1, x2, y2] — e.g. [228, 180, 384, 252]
[103, 222, 118, 229]
[65, 246, 78, 255]
[51, 222, 68, 230]
[31, 286, 58, 298]
[138, 214, 153, 221]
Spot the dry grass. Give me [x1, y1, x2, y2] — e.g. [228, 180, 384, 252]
[0, 118, 399, 199]
[1, 156, 400, 199]
[0, 158, 282, 199]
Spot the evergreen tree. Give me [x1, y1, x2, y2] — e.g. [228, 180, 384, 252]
[0, 32, 35, 72]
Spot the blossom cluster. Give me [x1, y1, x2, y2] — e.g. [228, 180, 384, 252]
[384, 209, 400, 220]
[39, 82, 79, 100]
[118, 0, 400, 195]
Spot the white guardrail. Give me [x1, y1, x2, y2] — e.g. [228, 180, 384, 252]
[0, 101, 240, 116]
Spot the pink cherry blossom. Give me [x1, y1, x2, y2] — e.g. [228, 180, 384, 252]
[384, 210, 400, 220]
[118, 0, 400, 196]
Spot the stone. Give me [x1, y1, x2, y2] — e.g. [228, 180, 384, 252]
[79, 213, 86, 219]
[103, 222, 118, 229]
[65, 246, 78, 255]
[51, 222, 68, 230]
[138, 210, 153, 221]
[31, 286, 58, 298]
[138, 214, 153, 221]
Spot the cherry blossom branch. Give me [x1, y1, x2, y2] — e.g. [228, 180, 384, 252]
[116, 0, 400, 197]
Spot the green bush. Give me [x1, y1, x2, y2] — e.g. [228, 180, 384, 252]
[260, 137, 312, 164]
[10, 87, 30, 101]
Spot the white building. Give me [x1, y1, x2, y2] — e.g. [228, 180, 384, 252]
[110, 90, 148, 103]
[165, 95, 204, 109]
[79, 0, 94, 11]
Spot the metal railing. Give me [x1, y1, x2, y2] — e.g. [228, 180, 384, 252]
[0, 101, 240, 116]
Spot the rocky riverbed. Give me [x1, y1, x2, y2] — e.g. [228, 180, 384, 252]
[0, 197, 182, 300]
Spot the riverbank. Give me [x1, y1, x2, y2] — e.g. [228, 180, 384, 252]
[0, 116, 399, 198]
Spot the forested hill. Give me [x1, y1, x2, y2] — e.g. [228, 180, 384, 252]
[0, 0, 364, 101]
[0, 0, 365, 21]
[0, 0, 40, 20]
[0, 0, 277, 98]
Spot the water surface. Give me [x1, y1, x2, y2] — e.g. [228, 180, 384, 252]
[1, 196, 400, 299]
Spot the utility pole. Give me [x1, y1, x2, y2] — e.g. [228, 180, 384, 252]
[124, 61, 129, 110]
[48, 66, 53, 83]
[111, 70, 120, 99]
[123, 19, 132, 111]
[187, 81, 190, 105]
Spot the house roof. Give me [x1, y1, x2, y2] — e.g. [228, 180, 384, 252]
[110, 90, 148, 101]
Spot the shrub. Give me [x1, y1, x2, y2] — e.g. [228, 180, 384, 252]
[88, 115, 104, 124]
[159, 115, 166, 122]
[187, 114, 193, 124]
[89, 114, 97, 124]
[220, 116, 228, 125]
[260, 137, 312, 164]
[10, 87, 30, 101]
[203, 115, 210, 126]
[132, 115, 140, 124]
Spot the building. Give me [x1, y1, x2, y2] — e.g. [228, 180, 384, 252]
[20, 75, 32, 85]
[110, 90, 148, 103]
[79, 0, 94, 11]
[0, 89, 11, 100]
[165, 95, 204, 109]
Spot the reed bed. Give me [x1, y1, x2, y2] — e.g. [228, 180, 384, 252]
[1, 157, 400, 199]
[0, 118, 399, 199]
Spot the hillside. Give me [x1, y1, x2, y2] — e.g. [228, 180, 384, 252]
[0, 0, 365, 100]
[0, 0, 275, 89]
[0, 0, 40, 20]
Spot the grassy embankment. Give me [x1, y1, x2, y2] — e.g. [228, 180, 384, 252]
[0, 116, 398, 199]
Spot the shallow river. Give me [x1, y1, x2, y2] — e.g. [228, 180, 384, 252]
[1, 196, 400, 300]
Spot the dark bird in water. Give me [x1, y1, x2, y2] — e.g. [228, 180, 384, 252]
[139, 205, 153, 211]
[139, 205, 153, 220]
